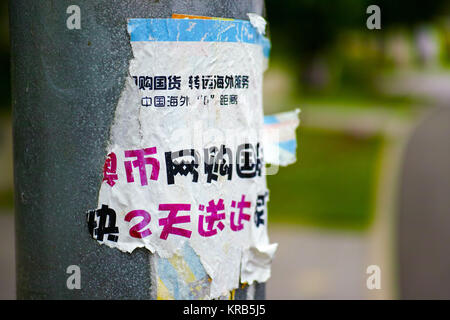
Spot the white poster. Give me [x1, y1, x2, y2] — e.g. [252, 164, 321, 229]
[87, 15, 280, 299]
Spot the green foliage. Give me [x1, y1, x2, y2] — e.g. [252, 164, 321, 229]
[266, 0, 367, 60]
[267, 127, 383, 230]
[0, 188, 13, 211]
[0, 2, 9, 112]
[265, 0, 449, 60]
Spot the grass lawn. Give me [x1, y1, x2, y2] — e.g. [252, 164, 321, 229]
[267, 126, 383, 231]
[0, 188, 13, 210]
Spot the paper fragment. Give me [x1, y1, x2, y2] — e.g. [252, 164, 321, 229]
[263, 109, 300, 166]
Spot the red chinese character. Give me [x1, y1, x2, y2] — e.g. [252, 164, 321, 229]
[124, 147, 160, 186]
[103, 152, 118, 187]
[198, 199, 226, 237]
[158, 204, 192, 240]
[230, 195, 251, 231]
[125, 210, 152, 239]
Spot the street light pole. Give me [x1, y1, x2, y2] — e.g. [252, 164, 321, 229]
[10, 0, 266, 299]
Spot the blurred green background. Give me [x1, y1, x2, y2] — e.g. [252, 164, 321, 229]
[262, 0, 450, 230]
[0, 1, 12, 211]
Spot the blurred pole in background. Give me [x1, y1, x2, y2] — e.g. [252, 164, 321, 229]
[10, 0, 265, 299]
[398, 105, 450, 299]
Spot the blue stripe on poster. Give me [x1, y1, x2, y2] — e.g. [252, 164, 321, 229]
[279, 139, 297, 154]
[128, 18, 270, 57]
[263, 115, 280, 125]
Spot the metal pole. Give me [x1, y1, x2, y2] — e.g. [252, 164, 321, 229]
[10, 0, 266, 299]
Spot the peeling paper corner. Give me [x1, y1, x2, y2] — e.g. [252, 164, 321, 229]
[241, 243, 278, 285]
[247, 13, 267, 35]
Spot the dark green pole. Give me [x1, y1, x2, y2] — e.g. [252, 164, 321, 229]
[10, 0, 266, 299]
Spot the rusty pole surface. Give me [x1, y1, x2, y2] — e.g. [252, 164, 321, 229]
[10, 0, 266, 299]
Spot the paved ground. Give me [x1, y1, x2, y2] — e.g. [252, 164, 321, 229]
[382, 71, 450, 298]
[397, 105, 450, 299]
[379, 71, 450, 104]
[267, 225, 371, 299]
[0, 214, 15, 299]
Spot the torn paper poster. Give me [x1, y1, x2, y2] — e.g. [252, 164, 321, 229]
[88, 16, 291, 299]
[263, 109, 300, 166]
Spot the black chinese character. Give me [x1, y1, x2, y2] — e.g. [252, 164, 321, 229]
[154, 96, 165, 107]
[225, 75, 234, 88]
[216, 75, 224, 89]
[236, 143, 262, 178]
[202, 75, 213, 89]
[133, 76, 152, 90]
[168, 76, 181, 90]
[254, 191, 268, 227]
[189, 75, 200, 89]
[168, 96, 178, 107]
[242, 75, 249, 89]
[235, 75, 242, 89]
[141, 97, 152, 107]
[154, 76, 167, 90]
[179, 96, 189, 106]
[165, 149, 200, 185]
[204, 145, 233, 183]
[86, 204, 119, 242]
[220, 94, 229, 106]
